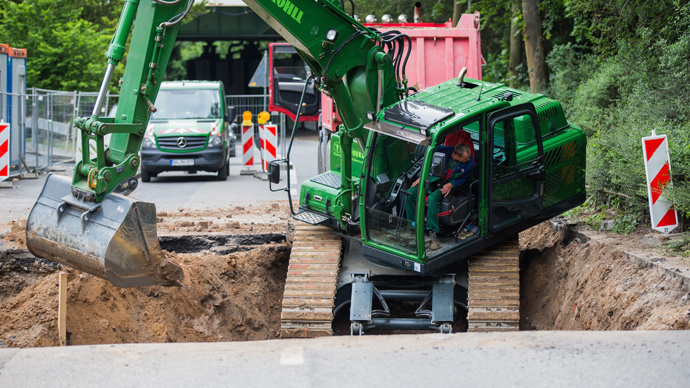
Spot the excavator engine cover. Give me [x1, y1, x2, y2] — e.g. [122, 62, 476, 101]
[26, 174, 183, 288]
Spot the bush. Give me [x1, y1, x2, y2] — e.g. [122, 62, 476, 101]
[549, 19, 690, 221]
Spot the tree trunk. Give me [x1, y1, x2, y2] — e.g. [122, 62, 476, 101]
[509, 2, 522, 88]
[522, 0, 547, 93]
[452, 1, 463, 26]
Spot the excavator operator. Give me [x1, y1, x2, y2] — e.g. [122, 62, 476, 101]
[405, 143, 474, 250]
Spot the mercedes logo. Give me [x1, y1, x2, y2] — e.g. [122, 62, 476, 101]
[177, 137, 187, 148]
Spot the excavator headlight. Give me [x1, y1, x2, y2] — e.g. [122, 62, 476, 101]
[326, 29, 339, 42]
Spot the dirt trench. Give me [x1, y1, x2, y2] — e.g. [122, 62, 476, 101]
[1, 206, 689, 347]
[520, 221, 690, 331]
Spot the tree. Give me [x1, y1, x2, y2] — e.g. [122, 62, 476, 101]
[0, 0, 113, 90]
[0, 0, 208, 91]
[508, 2, 522, 88]
[522, 0, 547, 93]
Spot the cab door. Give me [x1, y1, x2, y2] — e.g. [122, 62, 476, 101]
[485, 103, 545, 233]
[268, 43, 320, 122]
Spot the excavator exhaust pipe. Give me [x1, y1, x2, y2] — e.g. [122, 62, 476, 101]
[26, 174, 183, 288]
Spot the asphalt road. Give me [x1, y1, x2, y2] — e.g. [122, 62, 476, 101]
[0, 128, 319, 226]
[1, 330, 689, 387]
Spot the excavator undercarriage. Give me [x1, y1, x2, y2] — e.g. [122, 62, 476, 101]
[280, 222, 520, 337]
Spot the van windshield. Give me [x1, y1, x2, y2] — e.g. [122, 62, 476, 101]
[151, 89, 222, 120]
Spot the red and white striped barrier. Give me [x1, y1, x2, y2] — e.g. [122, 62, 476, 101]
[0, 123, 9, 177]
[642, 131, 678, 233]
[241, 111, 255, 175]
[261, 124, 278, 172]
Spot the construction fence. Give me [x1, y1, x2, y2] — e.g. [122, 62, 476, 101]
[5, 88, 287, 176]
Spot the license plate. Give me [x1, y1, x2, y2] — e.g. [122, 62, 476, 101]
[171, 159, 194, 166]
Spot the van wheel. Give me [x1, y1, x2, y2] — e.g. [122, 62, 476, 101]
[217, 160, 229, 181]
[141, 169, 151, 183]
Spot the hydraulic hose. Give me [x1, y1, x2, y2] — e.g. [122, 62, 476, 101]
[159, 0, 194, 28]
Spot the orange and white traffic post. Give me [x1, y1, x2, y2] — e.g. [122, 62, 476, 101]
[642, 130, 678, 233]
[256, 111, 276, 174]
[262, 124, 278, 173]
[240, 111, 255, 175]
[256, 111, 271, 173]
[0, 123, 9, 178]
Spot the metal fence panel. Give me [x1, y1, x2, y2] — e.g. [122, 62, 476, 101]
[18, 90, 284, 174]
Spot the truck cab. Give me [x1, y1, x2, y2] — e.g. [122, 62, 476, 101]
[140, 80, 235, 182]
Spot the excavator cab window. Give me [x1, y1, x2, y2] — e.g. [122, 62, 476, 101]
[421, 119, 481, 257]
[363, 117, 483, 258]
[363, 133, 423, 255]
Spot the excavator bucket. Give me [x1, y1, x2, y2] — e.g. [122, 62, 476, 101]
[25, 174, 183, 288]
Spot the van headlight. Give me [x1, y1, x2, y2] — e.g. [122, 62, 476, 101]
[142, 137, 155, 148]
[209, 136, 222, 147]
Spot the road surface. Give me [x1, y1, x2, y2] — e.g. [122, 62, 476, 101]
[1, 330, 689, 387]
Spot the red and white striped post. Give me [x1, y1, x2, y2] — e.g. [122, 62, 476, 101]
[0, 123, 9, 177]
[262, 124, 278, 172]
[642, 130, 678, 233]
[240, 111, 255, 175]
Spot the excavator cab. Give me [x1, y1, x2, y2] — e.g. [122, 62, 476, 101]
[361, 99, 546, 273]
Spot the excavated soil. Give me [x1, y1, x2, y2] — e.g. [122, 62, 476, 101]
[1, 204, 689, 347]
[0, 203, 292, 347]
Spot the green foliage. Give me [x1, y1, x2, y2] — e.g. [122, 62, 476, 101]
[547, 1, 690, 222]
[0, 0, 208, 91]
[546, 43, 596, 113]
[585, 211, 605, 231]
[0, 0, 113, 90]
[612, 214, 638, 235]
[662, 234, 690, 257]
[564, 0, 688, 56]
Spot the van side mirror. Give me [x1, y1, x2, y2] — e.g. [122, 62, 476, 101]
[227, 106, 236, 122]
[431, 152, 446, 178]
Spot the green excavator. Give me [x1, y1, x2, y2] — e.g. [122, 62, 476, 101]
[26, 0, 586, 334]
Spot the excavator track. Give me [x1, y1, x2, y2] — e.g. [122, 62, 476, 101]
[280, 223, 342, 338]
[467, 236, 520, 332]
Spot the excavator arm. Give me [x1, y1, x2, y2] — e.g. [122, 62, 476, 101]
[74, 0, 193, 202]
[246, 0, 402, 138]
[26, 0, 194, 287]
[246, 0, 410, 229]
